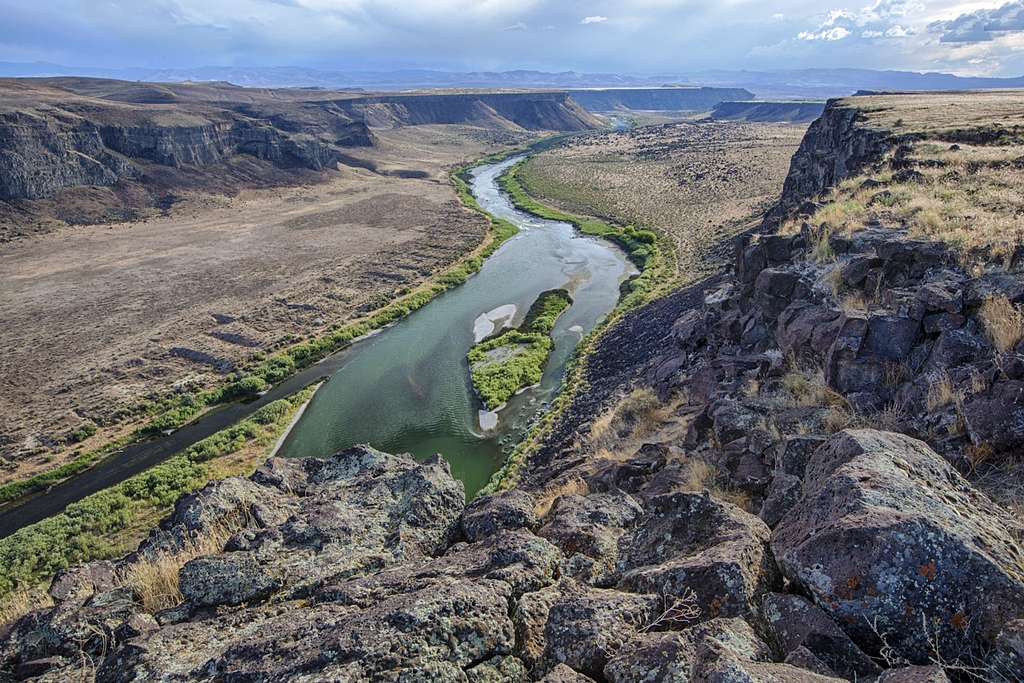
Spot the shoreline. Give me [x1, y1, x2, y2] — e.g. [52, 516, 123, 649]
[268, 383, 322, 458]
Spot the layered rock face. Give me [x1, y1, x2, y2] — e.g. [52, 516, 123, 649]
[333, 92, 601, 131]
[710, 100, 826, 124]
[765, 98, 892, 224]
[0, 78, 601, 202]
[565, 87, 753, 112]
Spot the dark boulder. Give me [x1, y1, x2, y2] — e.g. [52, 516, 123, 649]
[605, 617, 771, 683]
[178, 553, 281, 607]
[861, 314, 920, 360]
[761, 593, 881, 680]
[776, 303, 844, 359]
[462, 490, 538, 542]
[617, 492, 779, 621]
[692, 637, 846, 682]
[772, 430, 1024, 663]
[538, 494, 643, 586]
[774, 435, 827, 478]
[759, 473, 802, 528]
[961, 380, 1024, 452]
[926, 329, 988, 371]
[543, 587, 661, 678]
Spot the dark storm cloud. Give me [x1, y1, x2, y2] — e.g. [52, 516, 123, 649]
[931, 1, 1024, 43]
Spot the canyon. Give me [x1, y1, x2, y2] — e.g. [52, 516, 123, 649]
[2, 91, 1022, 682]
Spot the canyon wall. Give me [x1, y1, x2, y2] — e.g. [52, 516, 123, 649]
[567, 86, 754, 112]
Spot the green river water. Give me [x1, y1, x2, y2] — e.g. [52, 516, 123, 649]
[278, 155, 636, 495]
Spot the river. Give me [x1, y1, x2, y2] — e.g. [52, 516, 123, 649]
[0, 153, 633, 537]
[278, 155, 636, 495]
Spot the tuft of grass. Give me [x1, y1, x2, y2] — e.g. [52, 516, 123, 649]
[0, 586, 53, 628]
[926, 371, 960, 412]
[119, 514, 248, 613]
[532, 477, 589, 520]
[781, 368, 847, 409]
[979, 295, 1024, 353]
[588, 387, 667, 450]
[678, 458, 753, 512]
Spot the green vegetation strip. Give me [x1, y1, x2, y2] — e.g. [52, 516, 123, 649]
[479, 156, 676, 496]
[0, 385, 318, 600]
[498, 161, 669, 309]
[0, 152, 524, 507]
[468, 290, 572, 409]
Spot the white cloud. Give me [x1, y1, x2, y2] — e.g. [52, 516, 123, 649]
[581, 15, 608, 25]
[798, 26, 851, 41]
[823, 10, 857, 26]
[503, 22, 527, 31]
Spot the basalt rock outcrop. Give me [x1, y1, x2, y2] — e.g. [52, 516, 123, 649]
[710, 100, 826, 124]
[8, 428, 1018, 681]
[766, 98, 893, 225]
[566, 87, 753, 113]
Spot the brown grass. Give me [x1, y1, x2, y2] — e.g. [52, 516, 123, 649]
[677, 458, 753, 513]
[926, 371, 960, 412]
[0, 586, 53, 628]
[588, 387, 670, 449]
[792, 94, 1024, 261]
[980, 295, 1024, 354]
[781, 368, 847, 409]
[532, 477, 589, 520]
[118, 511, 250, 613]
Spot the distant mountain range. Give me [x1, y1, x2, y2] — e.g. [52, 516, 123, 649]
[2, 62, 1023, 99]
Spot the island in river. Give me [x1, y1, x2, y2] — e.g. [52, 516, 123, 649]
[468, 289, 573, 411]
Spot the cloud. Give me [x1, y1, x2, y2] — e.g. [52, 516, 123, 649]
[580, 15, 608, 25]
[862, 24, 912, 39]
[797, 1, 920, 43]
[503, 22, 527, 31]
[798, 26, 851, 41]
[930, 1, 1024, 43]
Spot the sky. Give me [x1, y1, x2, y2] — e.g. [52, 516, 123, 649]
[3, 0, 1024, 76]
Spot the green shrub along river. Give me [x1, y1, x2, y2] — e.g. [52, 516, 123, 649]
[468, 289, 573, 410]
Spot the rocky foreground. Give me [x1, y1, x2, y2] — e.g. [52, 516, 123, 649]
[4, 95, 1024, 681]
[1, 433, 1021, 681]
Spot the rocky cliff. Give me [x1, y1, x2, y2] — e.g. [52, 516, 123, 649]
[766, 98, 893, 224]
[710, 100, 825, 124]
[333, 92, 601, 131]
[0, 79, 600, 203]
[566, 87, 754, 112]
[4, 94, 1024, 682]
